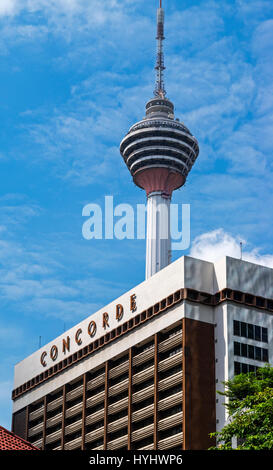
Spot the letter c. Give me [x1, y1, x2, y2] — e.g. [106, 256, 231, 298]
[75, 328, 82, 345]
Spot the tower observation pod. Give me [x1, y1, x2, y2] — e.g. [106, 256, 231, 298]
[120, 1, 199, 279]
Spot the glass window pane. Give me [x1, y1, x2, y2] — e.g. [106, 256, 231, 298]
[248, 345, 254, 359]
[262, 349, 268, 362]
[242, 363, 248, 373]
[262, 328, 268, 343]
[234, 362, 241, 375]
[234, 342, 241, 356]
[233, 320, 240, 336]
[247, 323, 254, 339]
[241, 322, 247, 338]
[241, 343, 247, 357]
[255, 346, 261, 361]
[255, 325, 261, 341]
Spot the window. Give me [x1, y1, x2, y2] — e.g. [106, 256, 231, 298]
[233, 341, 268, 363]
[255, 347, 261, 361]
[233, 320, 240, 336]
[262, 328, 268, 343]
[262, 349, 269, 362]
[234, 342, 240, 356]
[233, 320, 268, 343]
[241, 343, 248, 358]
[241, 363, 248, 373]
[247, 323, 254, 339]
[255, 325, 261, 342]
[234, 361, 258, 375]
[240, 322, 247, 337]
[248, 345, 254, 359]
[234, 361, 241, 375]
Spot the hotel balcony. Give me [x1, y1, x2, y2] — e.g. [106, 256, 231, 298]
[133, 365, 154, 385]
[64, 436, 82, 450]
[66, 401, 82, 419]
[158, 390, 182, 411]
[45, 428, 62, 445]
[86, 390, 105, 408]
[28, 421, 43, 438]
[64, 418, 82, 436]
[132, 403, 154, 423]
[85, 425, 104, 444]
[66, 384, 83, 402]
[158, 371, 182, 392]
[133, 345, 155, 367]
[131, 423, 154, 443]
[107, 433, 128, 450]
[109, 360, 129, 379]
[158, 330, 182, 353]
[158, 432, 183, 450]
[108, 396, 128, 414]
[31, 437, 43, 449]
[28, 404, 44, 422]
[158, 350, 182, 372]
[108, 378, 128, 396]
[85, 408, 104, 426]
[158, 411, 183, 431]
[47, 396, 63, 413]
[108, 415, 128, 433]
[87, 373, 105, 391]
[46, 412, 62, 428]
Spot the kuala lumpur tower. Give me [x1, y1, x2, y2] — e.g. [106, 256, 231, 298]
[120, 1, 199, 279]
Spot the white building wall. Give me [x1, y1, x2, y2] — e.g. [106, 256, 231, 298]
[214, 302, 229, 432]
[12, 254, 273, 434]
[215, 302, 273, 432]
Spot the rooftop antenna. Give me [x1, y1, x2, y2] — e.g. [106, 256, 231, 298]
[154, 0, 166, 98]
[39, 335, 42, 348]
[240, 241, 243, 260]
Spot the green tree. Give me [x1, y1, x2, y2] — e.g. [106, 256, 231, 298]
[210, 364, 273, 450]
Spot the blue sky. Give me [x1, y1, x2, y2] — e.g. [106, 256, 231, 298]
[0, 0, 273, 430]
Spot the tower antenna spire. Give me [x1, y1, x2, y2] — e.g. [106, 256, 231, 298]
[154, 0, 166, 98]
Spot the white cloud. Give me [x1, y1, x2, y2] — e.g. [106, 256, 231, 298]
[0, 0, 17, 16]
[190, 228, 273, 268]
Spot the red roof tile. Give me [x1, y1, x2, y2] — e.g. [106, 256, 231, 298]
[0, 426, 39, 450]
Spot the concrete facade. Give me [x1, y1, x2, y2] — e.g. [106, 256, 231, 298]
[12, 255, 273, 449]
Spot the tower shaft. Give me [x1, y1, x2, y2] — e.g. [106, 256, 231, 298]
[146, 191, 171, 279]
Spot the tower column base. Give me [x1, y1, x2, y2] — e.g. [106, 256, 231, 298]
[145, 191, 171, 279]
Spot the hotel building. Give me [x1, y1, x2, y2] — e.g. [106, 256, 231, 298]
[12, 255, 273, 450]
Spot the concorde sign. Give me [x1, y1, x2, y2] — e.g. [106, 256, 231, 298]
[39, 294, 137, 368]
